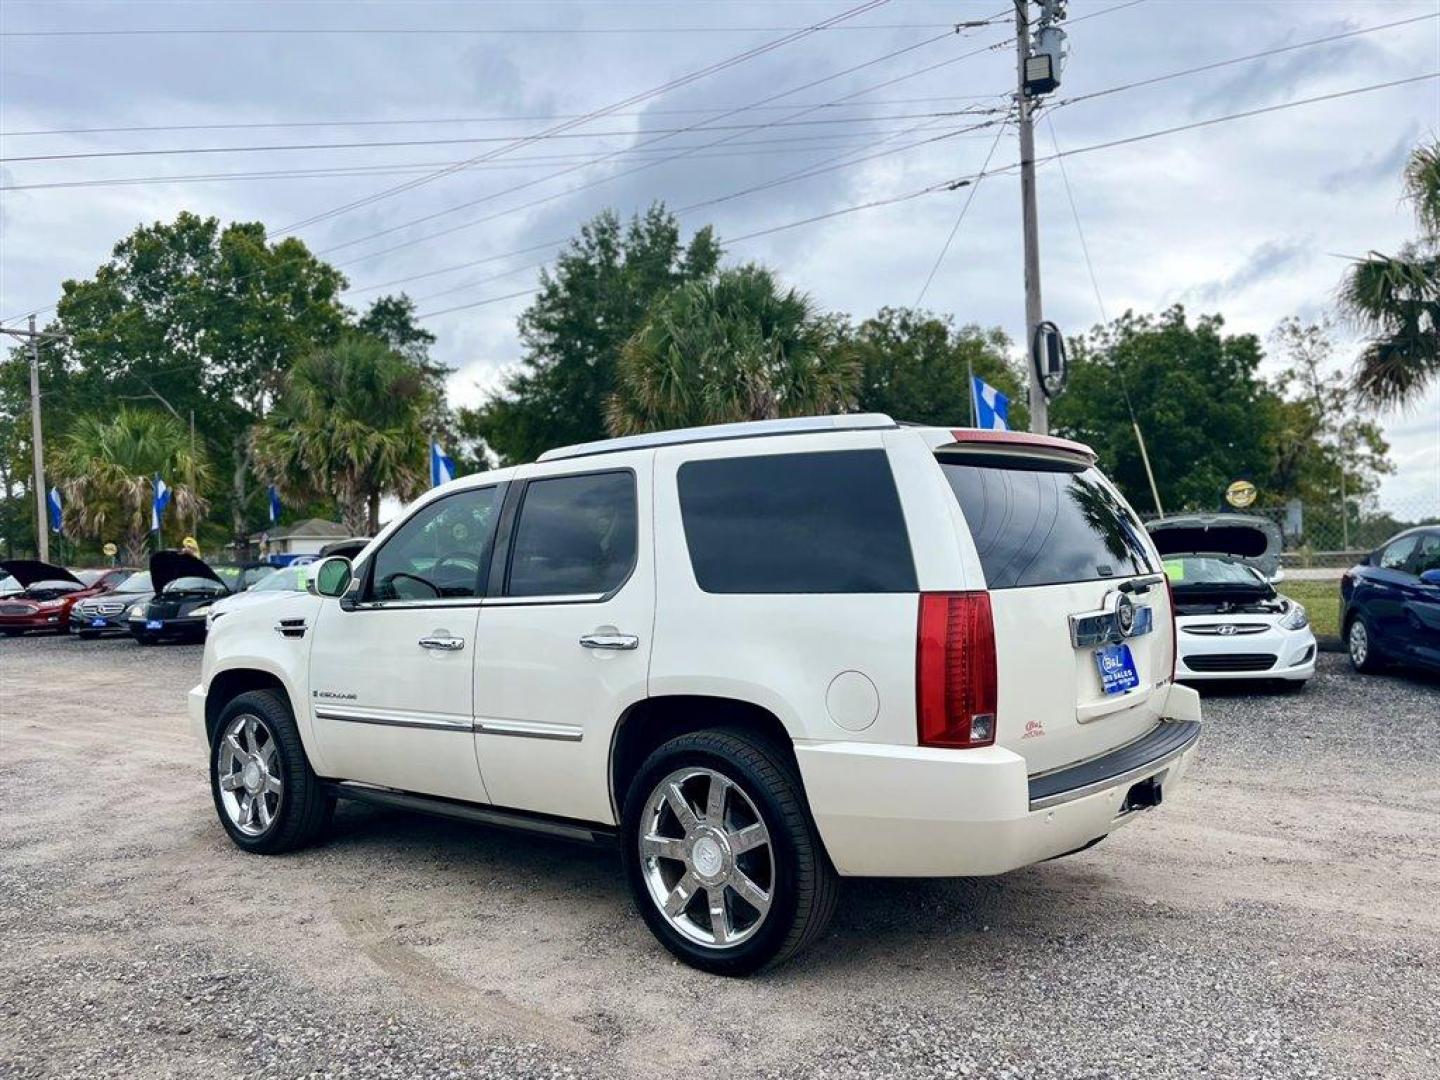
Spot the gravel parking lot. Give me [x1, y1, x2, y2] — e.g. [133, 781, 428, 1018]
[2, 634, 1437, 1079]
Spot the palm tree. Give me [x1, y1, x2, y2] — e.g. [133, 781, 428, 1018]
[253, 334, 433, 534]
[606, 264, 857, 436]
[51, 408, 211, 564]
[1342, 140, 1440, 408]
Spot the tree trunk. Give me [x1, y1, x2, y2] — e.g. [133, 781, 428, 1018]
[366, 491, 381, 536]
[232, 430, 252, 557]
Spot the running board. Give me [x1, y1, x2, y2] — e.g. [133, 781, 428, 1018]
[327, 782, 616, 845]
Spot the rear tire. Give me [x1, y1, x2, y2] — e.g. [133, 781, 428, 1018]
[209, 689, 333, 855]
[621, 728, 838, 976]
[1347, 615, 1383, 674]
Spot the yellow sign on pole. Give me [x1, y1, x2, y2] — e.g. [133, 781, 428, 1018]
[1225, 480, 1257, 509]
[102, 542, 117, 557]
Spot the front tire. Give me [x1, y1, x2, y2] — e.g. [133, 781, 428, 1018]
[621, 729, 838, 976]
[210, 690, 333, 854]
[1347, 615, 1383, 674]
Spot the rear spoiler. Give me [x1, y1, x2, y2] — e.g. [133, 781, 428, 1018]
[932, 428, 1097, 468]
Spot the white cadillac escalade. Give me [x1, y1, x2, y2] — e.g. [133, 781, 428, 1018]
[191, 415, 1202, 975]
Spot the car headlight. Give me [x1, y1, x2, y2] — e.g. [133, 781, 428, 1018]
[189, 604, 212, 619]
[128, 603, 147, 618]
[1279, 601, 1308, 631]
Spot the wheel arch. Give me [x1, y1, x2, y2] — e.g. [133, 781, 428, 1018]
[608, 694, 801, 821]
[205, 666, 295, 744]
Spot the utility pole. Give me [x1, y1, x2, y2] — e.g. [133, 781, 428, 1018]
[0, 315, 52, 563]
[1016, 3, 1046, 435]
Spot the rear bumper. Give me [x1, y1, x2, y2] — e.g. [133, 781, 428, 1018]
[795, 683, 1202, 877]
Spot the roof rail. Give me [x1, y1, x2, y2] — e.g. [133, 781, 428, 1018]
[537, 414, 898, 463]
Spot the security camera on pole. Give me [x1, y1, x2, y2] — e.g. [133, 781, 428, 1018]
[1015, 0, 1069, 434]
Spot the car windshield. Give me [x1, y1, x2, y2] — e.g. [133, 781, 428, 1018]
[74, 570, 105, 585]
[251, 566, 308, 592]
[1162, 556, 1265, 587]
[0, 575, 17, 593]
[28, 579, 82, 594]
[163, 576, 225, 595]
[116, 571, 152, 593]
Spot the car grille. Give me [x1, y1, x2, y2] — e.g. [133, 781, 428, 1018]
[1183, 623, 1269, 636]
[87, 601, 127, 616]
[0, 603, 33, 615]
[1184, 653, 1277, 672]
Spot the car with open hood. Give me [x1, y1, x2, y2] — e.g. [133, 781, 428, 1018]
[0, 560, 133, 637]
[128, 552, 236, 644]
[1341, 525, 1440, 676]
[70, 570, 155, 638]
[1148, 514, 1315, 688]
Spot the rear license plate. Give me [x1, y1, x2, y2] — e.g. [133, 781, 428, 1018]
[145, 619, 163, 630]
[91, 618, 107, 628]
[1094, 643, 1139, 695]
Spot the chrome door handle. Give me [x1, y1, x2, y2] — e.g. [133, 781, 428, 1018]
[418, 635, 465, 651]
[579, 633, 639, 651]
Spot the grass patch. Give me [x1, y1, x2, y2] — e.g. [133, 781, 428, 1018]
[1278, 579, 1342, 639]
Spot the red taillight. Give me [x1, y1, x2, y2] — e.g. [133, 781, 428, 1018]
[916, 592, 997, 748]
[1164, 576, 1178, 684]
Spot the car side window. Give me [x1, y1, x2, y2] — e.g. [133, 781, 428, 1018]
[506, 471, 637, 598]
[1378, 535, 1420, 572]
[1413, 532, 1440, 575]
[368, 486, 500, 602]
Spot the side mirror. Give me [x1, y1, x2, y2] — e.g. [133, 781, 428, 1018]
[1420, 569, 1440, 587]
[310, 556, 353, 599]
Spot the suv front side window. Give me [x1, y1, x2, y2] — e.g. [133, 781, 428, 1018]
[506, 471, 637, 598]
[368, 486, 501, 602]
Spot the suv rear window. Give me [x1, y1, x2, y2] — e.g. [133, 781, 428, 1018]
[677, 450, 917, 594]
[941, 462, 1152, 589]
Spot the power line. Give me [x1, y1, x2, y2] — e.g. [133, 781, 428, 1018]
[0, 94, 1009, 138]
[273, 0, 894, 235]
[1049, 11, 1439, 114]
[0, 110, 998, 164]
[914, 120, 1009, 307]
[1, 130, 1012, 193]
[0, 22, 976, 37]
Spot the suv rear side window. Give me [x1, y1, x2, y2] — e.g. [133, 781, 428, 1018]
[677, 450, 917, 594]
[942, 462, 1152, 589]
[507, 471, 637, 597]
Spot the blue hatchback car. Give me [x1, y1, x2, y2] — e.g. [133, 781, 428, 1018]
[1340, 526, 1440, 675]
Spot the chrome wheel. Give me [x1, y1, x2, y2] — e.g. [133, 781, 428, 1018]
[216, 713, 282, 837]
[1349, 620, 1369, 667]
[639, 767, 775, 949]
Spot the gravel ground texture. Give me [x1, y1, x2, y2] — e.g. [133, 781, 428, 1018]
[2, 634, 1437, 1079]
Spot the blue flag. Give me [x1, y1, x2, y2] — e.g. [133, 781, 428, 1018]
[268, 485, 282, 524]
[47, 486, 63, 533]
[971, 375, 1010, 431]
[430, 441, 456, 488]
[152, 475, 171, 532]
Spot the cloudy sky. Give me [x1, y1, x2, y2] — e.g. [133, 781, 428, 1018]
[1, 0, 1436, 511]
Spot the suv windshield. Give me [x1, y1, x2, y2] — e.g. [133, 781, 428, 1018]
[941, 462, 1153, 589]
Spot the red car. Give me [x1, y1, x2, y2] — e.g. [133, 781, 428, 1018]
[0, 560, 134, 637]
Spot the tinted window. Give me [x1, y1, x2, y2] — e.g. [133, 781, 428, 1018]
[370, 486, 500, 601]
[1378, 534, 1420, 571]
[1411, 532, 1440, 574]
[943, 463, 1153, 589]
[677, 450, 916, 594]
[507, 472, 637, 597]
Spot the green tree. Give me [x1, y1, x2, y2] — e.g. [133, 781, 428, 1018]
[1341, 140, 1440, 407]
[1, 212, 350, 548]
[1051, 307, 1281, 513]
[845, 307, 1026, 429]
[461, 205, 722, 463]
[356, 292, 456, 447]
[50, 408, 212, 564]
[252, 335, 433, 535]
[606, 264, 855, 435]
